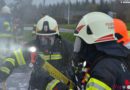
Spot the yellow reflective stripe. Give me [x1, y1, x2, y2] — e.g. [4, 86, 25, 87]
[7, 27, 11, 31]
[86, 86, 99, 90]
[0, 67, 10, 74]
[51, 54, 62, 57]
[32, 31, 36, 34]
[19, 50, 26, 65]
[14, 50, 26, 66]
[4, 21, 11, 31]
[46, 79, 60, 90]
[85, 74, 90, 82]
[33, 24, 36, 27]
[51, 56, 62, 60]
[86, 78, 111, 90]
[39, 54, 62, 61]
[6, 58, 15, 66]
[39, 54, 50, 60]
[0, 34, 12, 37]
[14, 51, 21, 65]
[4, 21, 9, 25]
[40, 54, 49, 57]
[40, 54, 62, 57]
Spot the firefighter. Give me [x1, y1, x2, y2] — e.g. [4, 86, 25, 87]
[73, 12, 130, 90]
[13, 18, 24, 43]
[0, 15, 73, 90]
[0, 5, 14, 65]
[0, 5, 14, 50]
[28, 15, 73, 90]
[114, 18, 130, 49]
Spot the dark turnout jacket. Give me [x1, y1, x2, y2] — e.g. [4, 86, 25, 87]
[85, 41, 130, 90]
[29, 37, 73, 90]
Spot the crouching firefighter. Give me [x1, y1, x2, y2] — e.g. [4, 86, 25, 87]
[0, 44, 31, 83]
[28, 15, 74, 90]
[72, 12, 130, 90]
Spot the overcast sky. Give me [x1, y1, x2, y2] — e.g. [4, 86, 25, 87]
[32, 0, 102, 5]
[5, 0, 105, 5]
[5, 0, 113, 6]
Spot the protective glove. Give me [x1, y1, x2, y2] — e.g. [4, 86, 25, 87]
[33, 54, 45, 69]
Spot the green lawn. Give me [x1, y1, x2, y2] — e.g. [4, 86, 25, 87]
[23, 31, 75, 43]
[128, 31, 130, 36]
[59, 24, 77, 29]
[23, 31, 32, 42]
[126, 23, 130, 30]
[60, 32, 75, 43]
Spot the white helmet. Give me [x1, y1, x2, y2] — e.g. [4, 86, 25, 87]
[74, 12, 117, 44]
[1, 5, 11, 14]
[36, 15, 59, 36]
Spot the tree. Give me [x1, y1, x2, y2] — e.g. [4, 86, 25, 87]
[0, 0, 5, 10]
[98, 0, 110, 13]
[11, 0, 39, 24]
[85, 0, 89, 4]
[92, 0, 96, 4]
[110, 0, 129, 21]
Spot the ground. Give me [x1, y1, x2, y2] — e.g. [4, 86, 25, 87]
[0, 66, 32, 90]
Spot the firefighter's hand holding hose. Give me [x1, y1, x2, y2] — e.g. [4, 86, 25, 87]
[0, 70, 7, 90]
[1, 82, 6, 90]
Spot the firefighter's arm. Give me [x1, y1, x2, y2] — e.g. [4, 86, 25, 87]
[0, 58, 15, 82]
[85, 58, 119, 90]
[34, 54, 75, 89]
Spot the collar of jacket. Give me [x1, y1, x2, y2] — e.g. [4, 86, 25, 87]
[95, 41, 129, 57]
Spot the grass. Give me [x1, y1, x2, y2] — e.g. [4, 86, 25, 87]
[128, 31, 130, 36]
[60, 32, 75, 43]
[23, 31, 32, 42]
[126, 23, 130, 30]
[23, 31, 75, 43]
[59, 24, 77, 29]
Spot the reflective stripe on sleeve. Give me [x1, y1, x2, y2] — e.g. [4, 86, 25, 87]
[14, 50, 26, 66]
[86, 78, 111, 90]
[0, 67, 10, 74]
[6, 58, 15, 66]
[4, 21, 11, 31]
[46, 79, 60, 90]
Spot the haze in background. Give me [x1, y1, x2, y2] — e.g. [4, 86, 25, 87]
[5, 0, 112, 5]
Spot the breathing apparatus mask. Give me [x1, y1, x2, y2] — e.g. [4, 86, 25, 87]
[38, 35, 55, 50]
[74, 37, 99, 63]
